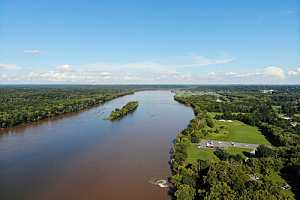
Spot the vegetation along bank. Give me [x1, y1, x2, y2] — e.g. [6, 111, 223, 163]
[171, 87, 300, 200]
[0, 86, 133, 128]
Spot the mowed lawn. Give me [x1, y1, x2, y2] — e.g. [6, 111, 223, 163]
[204, 120, 270, 145]
[186, 144, 218, 163]
[226, 147, 251, 158]
[186, 145, 252, 163]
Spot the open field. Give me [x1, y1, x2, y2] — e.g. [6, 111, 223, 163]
[186, 144, 218, 163]
[186, 144, 252, 163]
[225, 147, 251, 158]
[204, 120, 271, 145]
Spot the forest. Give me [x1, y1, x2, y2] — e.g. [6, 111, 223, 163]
[172, 87, 300, 200]
[0, 85, 132, 128]
[108, 101, 139, 120]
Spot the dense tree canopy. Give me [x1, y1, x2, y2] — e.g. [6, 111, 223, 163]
[0, 86, 132, 128]
[108, 101, 139, 120]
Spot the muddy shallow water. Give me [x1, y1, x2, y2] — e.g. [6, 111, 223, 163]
[0, 90, 193, 200]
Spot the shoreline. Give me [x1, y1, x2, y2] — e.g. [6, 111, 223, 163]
[0, 91, 134, 131]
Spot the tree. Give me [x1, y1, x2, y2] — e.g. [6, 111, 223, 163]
[214, 148, 229, 161]
[255, 145, 274, 157]
[204, 182, 236, 200]
[175, 184, 196, 200]
[206, 117, 214, 128]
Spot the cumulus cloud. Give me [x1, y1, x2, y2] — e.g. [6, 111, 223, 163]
[99, 72, 111, 76]
[226, 67, 285, 80]
[0, 62, 195, 84]
[0, 63, 18, 70]
[55, 64, 73, 72]
[262, 66, 285, 80]
[208, 72, 216, 76]
[1, 53, 237, 83]
[0, 52, 295, 84]
[225, 72, 237, 76]
[23, 49, 41, 55]
[1, 64, 289, 84]
[25, 70, 115, 83]
[205, 66, 287, 84]
[288, 68, 300, 76]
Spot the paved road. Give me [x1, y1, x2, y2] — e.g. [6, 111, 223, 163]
[198, 139, 259, 150]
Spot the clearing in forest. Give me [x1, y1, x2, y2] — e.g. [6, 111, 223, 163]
[204, 120, 271, 145]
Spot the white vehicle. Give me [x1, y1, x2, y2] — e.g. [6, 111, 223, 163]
[206, 141, 214, 148]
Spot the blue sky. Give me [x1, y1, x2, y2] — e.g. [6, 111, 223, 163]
[0, 0, 299, 84]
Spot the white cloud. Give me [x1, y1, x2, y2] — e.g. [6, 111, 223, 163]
[23, 49, 41, 55]
[190, 54, 235, 66]
[1, 64, 289, 84]
[1, 52, 296, 84]
[0, 63, 18, 70]
[204, 66, 287, 84]
[262, 66, 285, 80]
[18, 67, 117, 83]
[225, 72, 237, 76]
[123, 75, 142, 81]
[288, 68, 300, 76]
[0, 62, 195, 84]
[208, 72, 216, 76]
[99, 72, 111, 76]
[55, 64, 73, 72]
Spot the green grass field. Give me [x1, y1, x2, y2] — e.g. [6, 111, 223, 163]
[186, 144, 252, 163]
[208, 112, 223, 118]
[225, 147, 251, 158]
[175, 91, 194, 98]
[186, 119, 270, 163]
[186, 144, 218, 163]
[204, 120, 271, 145]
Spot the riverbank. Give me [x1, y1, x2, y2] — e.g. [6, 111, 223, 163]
[0, 87, 133, 129]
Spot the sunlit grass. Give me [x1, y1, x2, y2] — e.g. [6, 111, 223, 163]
[204, 120, 271, 145]
[186, 144, 218, 163]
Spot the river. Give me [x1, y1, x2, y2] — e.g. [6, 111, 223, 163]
[0, 90, 193, 200]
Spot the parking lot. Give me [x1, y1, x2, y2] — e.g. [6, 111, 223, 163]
[198, 139, 259, 150]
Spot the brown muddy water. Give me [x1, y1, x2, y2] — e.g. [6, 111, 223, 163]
[0, 91, 193, 200]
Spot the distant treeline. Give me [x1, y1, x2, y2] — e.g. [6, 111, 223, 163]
[189, 85, 300, 93]
[0, 87, 132, 128]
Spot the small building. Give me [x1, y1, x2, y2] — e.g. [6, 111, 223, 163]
[260, 89, 274, 94]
